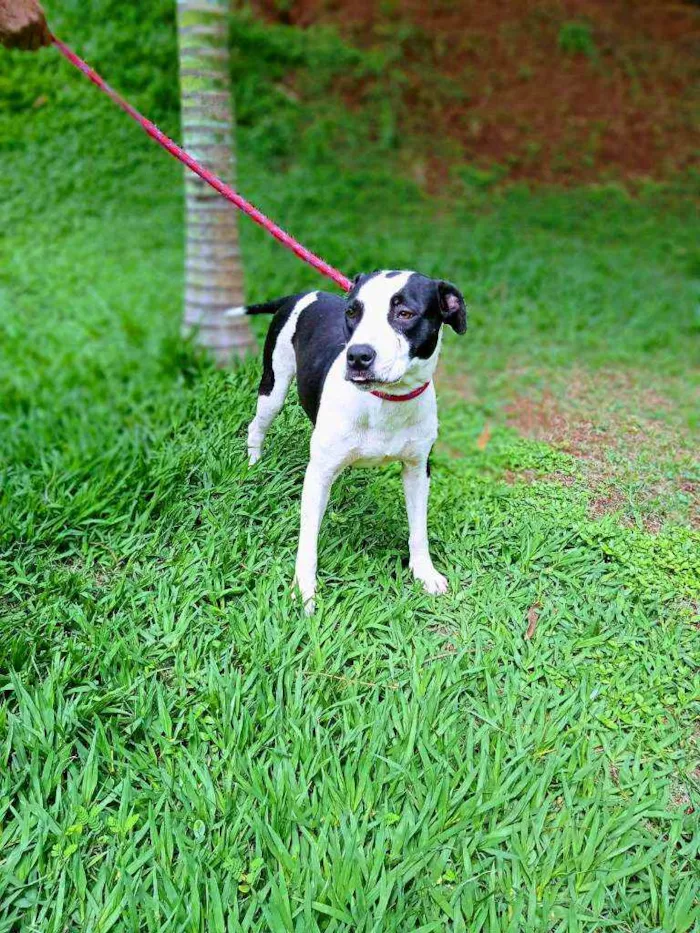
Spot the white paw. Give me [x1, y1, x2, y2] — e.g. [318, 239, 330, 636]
[412, 565, 449, 595]
[292, 574, 316, 615]
[248, 448, 261, 466]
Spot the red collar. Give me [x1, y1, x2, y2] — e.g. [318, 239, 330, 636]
[370, 381, 431, 402]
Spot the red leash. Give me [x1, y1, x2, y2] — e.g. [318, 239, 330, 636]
[50, 36, 353, 294]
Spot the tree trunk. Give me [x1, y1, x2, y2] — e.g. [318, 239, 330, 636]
[177, 0, 255, 365]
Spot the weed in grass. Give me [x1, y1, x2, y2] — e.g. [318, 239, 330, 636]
[557, 21, 597, 59]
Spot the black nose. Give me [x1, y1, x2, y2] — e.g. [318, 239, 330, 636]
[346, 344, 376, 371]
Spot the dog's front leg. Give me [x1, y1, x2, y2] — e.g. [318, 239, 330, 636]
[294, 457, 340, 614]
[402, 457, 448, 595]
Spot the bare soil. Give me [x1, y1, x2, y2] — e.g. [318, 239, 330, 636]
[254, 0, 699, 185]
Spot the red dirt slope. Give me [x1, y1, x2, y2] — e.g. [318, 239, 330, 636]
[256, 0, 699, 185]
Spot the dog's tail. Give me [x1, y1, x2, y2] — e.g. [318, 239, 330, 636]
[225, 296, 292, 318]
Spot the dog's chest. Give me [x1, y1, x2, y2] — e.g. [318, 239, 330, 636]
[313, 358, 438, 468]
[346, 407, 429, 467]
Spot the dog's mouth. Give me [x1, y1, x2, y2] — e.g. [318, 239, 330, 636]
[346, 360, 411, 388]
[345, 370, 379, 387]
[346, 373, 409, 392]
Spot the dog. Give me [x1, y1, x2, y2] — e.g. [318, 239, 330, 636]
[228, 270, 467, 612]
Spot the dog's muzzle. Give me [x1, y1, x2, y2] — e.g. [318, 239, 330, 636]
[346, 344, 377, 383]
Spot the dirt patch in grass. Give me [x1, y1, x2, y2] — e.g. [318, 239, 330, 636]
[502, 368, 699, 529]
[505, 391, 611, 460]
[255, 0, 699, 186]
[438, 361, 699, 531]
[669, 766, 700, 813]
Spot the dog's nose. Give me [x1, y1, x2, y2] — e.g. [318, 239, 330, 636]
[346, 344, 376, 371]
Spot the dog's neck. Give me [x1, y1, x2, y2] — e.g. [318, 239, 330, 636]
[371, 381, 431, 402]
[368, 329, 442, 394]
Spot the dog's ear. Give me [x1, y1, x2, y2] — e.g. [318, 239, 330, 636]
[437, 280, 467, 334]
[352, 270, 381, 284]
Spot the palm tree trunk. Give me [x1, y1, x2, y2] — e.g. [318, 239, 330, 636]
[177, 0, 255, 365]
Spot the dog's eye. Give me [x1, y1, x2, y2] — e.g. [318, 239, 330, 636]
[396, 308, 415, 321]
[346, 302, 361, 319]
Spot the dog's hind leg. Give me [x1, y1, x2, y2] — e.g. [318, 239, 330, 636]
[247, 345, 295, 465]
[247, 291, 318, 464]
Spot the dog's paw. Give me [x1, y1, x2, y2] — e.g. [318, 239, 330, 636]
[412, 565, 449, 596]
[292, 574, 316, 615]
[248, 448, 262, 466]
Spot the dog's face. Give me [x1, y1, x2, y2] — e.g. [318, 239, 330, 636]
[344, 270, 466, 388]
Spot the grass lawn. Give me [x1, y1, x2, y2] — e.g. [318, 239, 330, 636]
[1, 2, 699, 930]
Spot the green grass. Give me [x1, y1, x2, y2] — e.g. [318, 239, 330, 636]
[1, 1, 699, 929]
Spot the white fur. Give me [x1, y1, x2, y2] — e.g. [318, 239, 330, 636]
[225, 305, 246, 318]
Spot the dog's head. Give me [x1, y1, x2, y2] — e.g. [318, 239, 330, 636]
[343, 270, 466, 389]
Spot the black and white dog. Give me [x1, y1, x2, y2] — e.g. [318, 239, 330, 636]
[228, 270, 467, 612]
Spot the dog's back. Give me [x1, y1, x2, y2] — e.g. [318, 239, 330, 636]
[234, 291, 346, 462]
[230, 290, 348, 423]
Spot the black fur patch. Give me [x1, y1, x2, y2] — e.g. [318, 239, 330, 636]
[350, 270, 381, 292]
[387, 273, 467, 360]
[388, 273, 444, 361]
[293, 293, 349, 423]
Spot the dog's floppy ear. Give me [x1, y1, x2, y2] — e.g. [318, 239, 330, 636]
[352, 270, 381, 287]
[437, 280, 467, 334]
